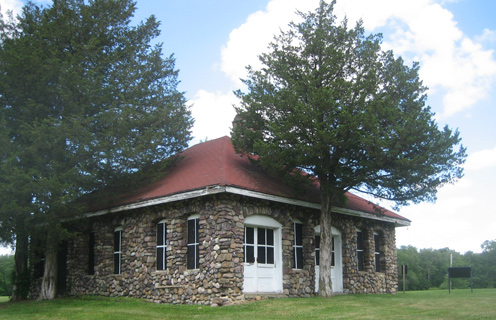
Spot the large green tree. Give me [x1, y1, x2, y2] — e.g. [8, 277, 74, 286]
[232, 0, 466, 297]
[0, 0, 193, 300]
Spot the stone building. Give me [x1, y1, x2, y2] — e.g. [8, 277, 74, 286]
[30, 136, 410, 305]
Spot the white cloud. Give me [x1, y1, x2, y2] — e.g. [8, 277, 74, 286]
[334, 0, 496, 117]
[476, 28, 496, 45]
[395, 173, 491, 253]
[188, 90, 238, 144]
[220, 0, 319, 85]
[0, 0, 23, 15]
[465, 146, 496, 170]
[218, 0, 496, 119]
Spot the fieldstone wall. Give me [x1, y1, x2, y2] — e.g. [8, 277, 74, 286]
[31, 193, 399, 304]
[335, 214, 398, 294]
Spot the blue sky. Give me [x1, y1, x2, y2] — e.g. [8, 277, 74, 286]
[1, 0, 495, 255]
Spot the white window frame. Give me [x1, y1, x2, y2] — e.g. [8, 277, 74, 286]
[374, 232, 382, 272]
[114, 227, 123, 274]
[293, 220, 303, 269]
[187, 214, 200, 269]
[156, 219, 168, 271]
[356, 228, 364, 272]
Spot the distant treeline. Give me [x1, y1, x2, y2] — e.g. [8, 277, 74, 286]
[397, 240, 496, 290]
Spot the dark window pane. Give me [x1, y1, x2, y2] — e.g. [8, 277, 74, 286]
[258, 228, 266, 245]
[196, 219, 200, 239]
[375, 253, 381, 272]
[358, 251, 364, 271]
[246, 227, 254, 244]
[357, 231, 363, 250]
[294, 223, 303, 246]
[188, 219, 196, 244]
[157, 248, 164, 270]
[293, 247, 297, 268]
[157, 223, 164, 246]
[296, 247, 303, 269]
[196, 243, 200, 267]
[374, 234, 380, 252]
[114, 231, 121, 252]
[258, 246, 266, 264]
[187, 245, 196, 269]
[266, 229, 274, 246]
[187, 218, 199, 269]
[292, 247, 298, 269]
[315, 235, 320, 249]
[315, 235, 321, 266]
[267, 247, 274, 264]
[331, 237, 335, 267]
[245, 245, 255, 263]
[114, 253, 121, 274]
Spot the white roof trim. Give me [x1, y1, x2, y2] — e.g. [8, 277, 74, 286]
[84, 185, 410, 227]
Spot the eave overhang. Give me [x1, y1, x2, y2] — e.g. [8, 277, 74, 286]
[85, 185, 411, 227]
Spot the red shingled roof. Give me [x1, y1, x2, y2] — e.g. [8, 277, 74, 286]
[114, 136, 409, 223]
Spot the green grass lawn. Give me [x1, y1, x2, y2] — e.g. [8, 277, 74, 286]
[1, 289, 495, 320]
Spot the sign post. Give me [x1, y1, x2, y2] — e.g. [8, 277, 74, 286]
[447, 266, 473, 294]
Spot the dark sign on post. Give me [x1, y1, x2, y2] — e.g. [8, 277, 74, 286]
[448, 267, 471, 278]
[448, 267, 473, 293]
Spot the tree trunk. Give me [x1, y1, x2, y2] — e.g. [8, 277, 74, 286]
[12, 231, 29, 301]
[318, 191, 333, 297]
[39, 243, 58, 300]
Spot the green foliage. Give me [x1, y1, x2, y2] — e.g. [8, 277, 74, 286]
[0, 0, 193, 296]
[232, 0, 466, 208]
[466, 240, 496, 288]
[397, 240, 496, 290]
[397, 246, 430, 290]
[0, 255, 14, 296]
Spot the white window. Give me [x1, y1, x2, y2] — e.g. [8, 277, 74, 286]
[314, 235, 335, 267]
[157, 220, 167, 271]
[187, 215, 199, 269]
[374, 232, 382, 272]
[315, 234, 320, 266]
[356, 229, 364, 271]
[114, 227, 123, 274]
[244, 226, 275, 264]
[293, 221, 303, 269]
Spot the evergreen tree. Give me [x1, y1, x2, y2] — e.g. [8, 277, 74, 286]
[232, 0, 466, 296]
[0, 0, 193, 300]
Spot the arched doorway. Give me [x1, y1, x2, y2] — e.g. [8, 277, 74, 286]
[243, 215, 283, 293]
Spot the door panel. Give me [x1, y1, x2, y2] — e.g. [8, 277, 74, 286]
[243, 226, 280, 292]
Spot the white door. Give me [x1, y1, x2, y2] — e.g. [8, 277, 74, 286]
[243, 216, 282, 293]
[315, 226, 343, 293]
